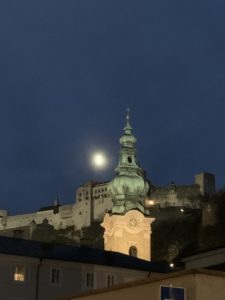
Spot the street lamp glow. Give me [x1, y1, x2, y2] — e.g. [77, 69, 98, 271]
[91, 152, 107, 169]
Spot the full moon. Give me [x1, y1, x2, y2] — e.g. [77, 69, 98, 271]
[91, 152, 107, 169]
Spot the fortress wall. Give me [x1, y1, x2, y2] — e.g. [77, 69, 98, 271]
[73, 200, 91, 230]
[0, 203, 88, 232]
[3, 213, 37, 229]
[151, 184, 201, 208]
[93, 196, 113, 221]
[152, 185, 200, 196]
[176, 185, 200, 197]
[3, 211, 54, 229]
[92, 183, 112, 221]
[59, 204, 74, 216]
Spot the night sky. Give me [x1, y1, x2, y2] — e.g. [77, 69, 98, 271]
[0, 1, 225, 215]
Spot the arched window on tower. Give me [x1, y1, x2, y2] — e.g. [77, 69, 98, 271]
[129, 246, 138, 258]
[127, 156, 132, 163]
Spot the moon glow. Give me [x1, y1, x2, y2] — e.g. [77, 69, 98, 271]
[91, 152, 107, 169]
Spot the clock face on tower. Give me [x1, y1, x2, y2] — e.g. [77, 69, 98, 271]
[128, 216, 138, 227]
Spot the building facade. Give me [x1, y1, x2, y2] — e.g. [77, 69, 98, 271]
[0, 236, 169, 300]
[66, 269, 225, 300]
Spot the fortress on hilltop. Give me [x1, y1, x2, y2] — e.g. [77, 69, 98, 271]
[0, 112, 216, 245]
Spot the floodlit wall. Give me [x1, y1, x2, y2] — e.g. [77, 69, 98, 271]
[68, 270, 225, 300]
[92, 183, 113, 221]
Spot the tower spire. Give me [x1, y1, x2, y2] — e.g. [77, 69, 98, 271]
[126, 107, 130, 125]
[120, 108, 136, 149]
[109, 110, 149, 215]
[124, 107, 132, 135]
[101, 112, 155, 262]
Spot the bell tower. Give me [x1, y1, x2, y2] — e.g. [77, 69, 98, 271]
[101, 110, 155, 261]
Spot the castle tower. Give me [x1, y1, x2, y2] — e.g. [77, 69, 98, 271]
[101, 110, 155, 261]
[195, 172, 216, 196]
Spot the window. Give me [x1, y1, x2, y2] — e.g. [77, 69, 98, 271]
[51, 268, 61, 285]
[107, 274, 114, 287]
[86, 272, 94, 288]
[129, 246, 138, 258]
[128, 156, 132, 163]
[14, 265, 26, 282]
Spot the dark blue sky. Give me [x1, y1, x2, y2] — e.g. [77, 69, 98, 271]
[0, 0, 225, 214]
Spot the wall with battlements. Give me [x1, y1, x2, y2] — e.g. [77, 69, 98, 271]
[0, 172, 215, 239]
[147, 172, 215, 209]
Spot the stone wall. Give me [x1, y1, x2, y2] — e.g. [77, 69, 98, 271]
[0, 182, 112, 237]
[0, 173, 215, 239]
[150, 184, 201, 208]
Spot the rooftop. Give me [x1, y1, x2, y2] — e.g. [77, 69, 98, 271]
[0, 236, 170, 273]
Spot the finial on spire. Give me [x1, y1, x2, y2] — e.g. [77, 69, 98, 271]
[125, 107, 131, 128]
[126, 107, 130, 121]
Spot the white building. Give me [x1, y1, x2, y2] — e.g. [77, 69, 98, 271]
[0, 235, 169, 300]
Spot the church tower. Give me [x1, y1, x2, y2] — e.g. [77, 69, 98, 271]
[101, 110, 155, 261]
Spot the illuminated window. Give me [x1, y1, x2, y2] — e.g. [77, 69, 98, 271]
[51, 268, 61, 285]
[14, 265, 25, 282]
[107, 274, 114, 287]
[86, 272, 94, 288]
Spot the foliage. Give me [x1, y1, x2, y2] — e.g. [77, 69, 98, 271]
[151, 208, 201, 261]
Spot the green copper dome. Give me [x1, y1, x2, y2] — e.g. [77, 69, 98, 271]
[109, 109, 149, 215]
